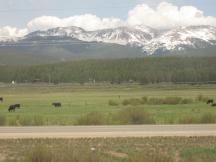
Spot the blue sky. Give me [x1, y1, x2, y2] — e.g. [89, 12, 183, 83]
[0, 0, 215, 28]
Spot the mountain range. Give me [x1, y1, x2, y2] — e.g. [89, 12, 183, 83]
[0, 25, 216, 64]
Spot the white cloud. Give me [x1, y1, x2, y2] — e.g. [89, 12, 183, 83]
[27, 16, 62, 31]
[0, 26, 28, 40]
[1, 1, 216, 39]
[127, 1, 216, 29]
[27, 14, 124, 32]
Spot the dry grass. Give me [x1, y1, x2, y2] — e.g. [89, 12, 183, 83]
[1, 137, 216, 162]
[75, 112, 105, 125]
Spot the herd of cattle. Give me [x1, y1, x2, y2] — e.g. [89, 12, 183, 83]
[0, 96, 216, 112]
[0, 97, 62, 112]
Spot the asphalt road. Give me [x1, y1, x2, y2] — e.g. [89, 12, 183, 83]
[0, 125, 216, 139]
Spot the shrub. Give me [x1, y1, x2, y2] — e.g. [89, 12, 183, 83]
[25, 145, 52, 162]
[147, 98, 164, 105]
[179, 113, 216, 124]
[75, 112, 105, 125]
[8, 118, 18, 126]
[162, 97, 182, 105]
[122, 97, 193, 106]
[0, 115, 6, 126]
[108, 100, 119, 106]
[118, 107, 155, 124]
[18, 116, 33, 126]
[122, 98, 142, 106]
[32, 116, 44, 126]
[128, 98, 142, 106]
[196, 94, 210, 102]
[13, 116, 45, 126]
[179, 116, 199, 124]
[122, 99, 131, 106]
[147, 97, 193, 105]
[181, 98, 194, 104]
[200, 113, 216, 124]
[140, 96, 148, 104]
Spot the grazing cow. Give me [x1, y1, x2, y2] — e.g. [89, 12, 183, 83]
[212, 103, 216, 107]
[207, 99, 214, 104]
[14, 104, 21, 109]
[52, 102, 62, 108]
[8, 105, 16, 112]
[0, 97, 3, 102]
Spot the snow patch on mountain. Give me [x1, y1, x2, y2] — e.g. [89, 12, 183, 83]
[143, 26, 216, 54]
[2, 25, 216, 55]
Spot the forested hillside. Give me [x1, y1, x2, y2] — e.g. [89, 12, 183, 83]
[0, 57, 216, 84]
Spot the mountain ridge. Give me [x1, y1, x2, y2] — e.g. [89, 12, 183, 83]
[1, 25, 215, 56]
[0, 25, 216, 65]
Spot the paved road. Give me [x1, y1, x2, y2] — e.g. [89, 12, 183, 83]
[0, 125, 216, 139]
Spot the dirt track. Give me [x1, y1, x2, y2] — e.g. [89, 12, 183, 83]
[0, 125, 216, 139]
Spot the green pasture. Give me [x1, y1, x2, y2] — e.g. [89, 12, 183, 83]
[0, 84, 216, 125]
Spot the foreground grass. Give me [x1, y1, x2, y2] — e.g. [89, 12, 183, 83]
[1, 137, 216, 162]
[0, 84, 216, 125]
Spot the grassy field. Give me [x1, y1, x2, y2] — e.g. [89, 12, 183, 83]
[0, 83, 216, 125]
[1, 137, 216, 162]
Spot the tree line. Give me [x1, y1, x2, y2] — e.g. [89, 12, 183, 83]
[0, 57, 216, 84]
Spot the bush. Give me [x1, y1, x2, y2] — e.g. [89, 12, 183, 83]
[141, 96, 148, 104]
[32, 116, 44, 126]
[75, 112, 105, 125]
[108, 100, 119, 106]
[122, 98, 142, 106]
[0, 115, 6, 126]
[162, 97, 182, 105]
[12, 115, 45, 126]
[8, 118, 18, 126]
[117, 107, 155, 124]
[147, 98, 164, 105]
[148, 97, 193, 105]
[25, 145, 52, 162]
[200, 113, 216, 124]
[122, 97, 193, 106]
[179, 113, 216, 124]
[196, 94, 210, 103]
[18, 117, 32, 126]
[179, 116, 199, 124]
[122, 99, 131, 106]
[181, 98, 194, 104]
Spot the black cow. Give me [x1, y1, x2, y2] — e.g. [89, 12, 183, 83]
[212, 103, 216, 107]
[8, 105, 16, 112]
[0, 97, 3, 102]
[14, 104, 21, 109]
[52, 102, 62, 108]
[207, 99, 214, 104]
[8, 104, 21, 112]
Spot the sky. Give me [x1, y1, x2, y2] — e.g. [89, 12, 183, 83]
[0, 0, 216, 38]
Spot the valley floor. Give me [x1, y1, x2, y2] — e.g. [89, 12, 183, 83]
[0, 83, 216, 126]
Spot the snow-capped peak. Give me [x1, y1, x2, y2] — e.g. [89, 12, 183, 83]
[144, 25, 216, 54]
[6, 25, 216, 55]
[87, 26, 154, 45]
